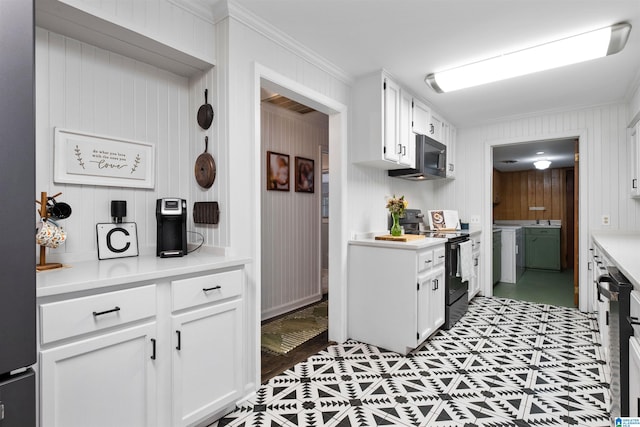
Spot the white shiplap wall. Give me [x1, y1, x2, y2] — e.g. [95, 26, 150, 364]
[440, 103, 638, 231]
[438, 103, 639, 311]
[36, 28, 194, 261]
[260, 103, 328, 319]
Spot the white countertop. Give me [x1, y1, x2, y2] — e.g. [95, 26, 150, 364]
[36, 248, 251, 297]
[592, 231, 640, 289]
[349, 236, 447, 250]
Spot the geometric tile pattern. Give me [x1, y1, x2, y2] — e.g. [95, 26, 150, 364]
[212, 297, 611, 427]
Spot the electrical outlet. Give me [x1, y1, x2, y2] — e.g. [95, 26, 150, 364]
[470, 215, 480, 224]
[602, 215, 610, 226]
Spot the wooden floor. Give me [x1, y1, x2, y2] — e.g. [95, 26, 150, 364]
[261, 330, 333, 383]
[261, 295, 332, 384]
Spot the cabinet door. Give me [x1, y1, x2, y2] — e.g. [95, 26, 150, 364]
[40, 323, 157, 427]
[412, 99, 431, 136]
[430, 268, 446, 330]
[417, 268, 445, 343]
[525, 230, 560, 270]
[399, 90, 415, 167]
[428, 113, 443, 142]
[631, 337, 640, 417]
[172, 299, 242, 427]
[383, 77, 401, 163]
[470, 253, 481, 300]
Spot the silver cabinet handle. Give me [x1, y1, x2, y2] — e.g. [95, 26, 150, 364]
[0, 402, 4, 421]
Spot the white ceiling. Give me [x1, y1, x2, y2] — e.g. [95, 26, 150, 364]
[493, 138, 576, 172]
[228, 0, 640, 128]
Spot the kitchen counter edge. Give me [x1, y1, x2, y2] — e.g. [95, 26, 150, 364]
[36, 249, 252, 298]
[591, 231, 640, 290]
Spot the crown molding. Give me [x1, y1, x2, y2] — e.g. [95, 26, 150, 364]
[225, 0, 353, 85]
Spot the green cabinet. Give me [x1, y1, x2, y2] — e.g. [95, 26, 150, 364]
[525, 227, 561, 270]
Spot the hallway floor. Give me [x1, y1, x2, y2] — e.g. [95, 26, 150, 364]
[493, 269, 575, 308]
[214, 297, 609, 426]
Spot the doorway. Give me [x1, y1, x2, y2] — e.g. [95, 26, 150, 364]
[490, 138, 579, 308]
[258, 89, 331, 382]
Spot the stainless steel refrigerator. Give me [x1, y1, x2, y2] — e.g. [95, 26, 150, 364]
[0, 1, 36, 426]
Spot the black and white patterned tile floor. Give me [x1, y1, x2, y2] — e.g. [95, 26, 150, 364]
[214, 297, 611, 427]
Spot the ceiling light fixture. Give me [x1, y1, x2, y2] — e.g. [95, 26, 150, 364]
[534, 160, 552, 170]
[425, 22, 631, 93]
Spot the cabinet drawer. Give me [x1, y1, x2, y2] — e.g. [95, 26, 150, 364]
[418, 250, 434, 272]
[433, 247, 446, 267]
[40, 285, 157, 344]
[172, 269, 242, 312]
[525, 227, 559, 236]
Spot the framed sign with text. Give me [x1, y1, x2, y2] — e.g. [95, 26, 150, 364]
[54, 128, 155, 189]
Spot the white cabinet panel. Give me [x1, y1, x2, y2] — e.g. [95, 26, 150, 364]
[40, 322, 157, 427]
[383, 77, 401, 163]
[172, 299, 243, 427]
[348, 242, 446, 355]
[40, 285, 156, 344]
[412, 99, 431, 136]
[172, 269, 242, 312]
[629, 337, 640, 417]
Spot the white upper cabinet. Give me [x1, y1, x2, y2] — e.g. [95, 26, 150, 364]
[352, 71, 414, 169]
[399, 89, 416, 168]
[412, 99, 431, 136]
[352, 70, 456, 175]
[428, 113, 444, 142]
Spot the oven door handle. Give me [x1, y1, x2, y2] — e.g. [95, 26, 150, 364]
[597, 276, 617, 301]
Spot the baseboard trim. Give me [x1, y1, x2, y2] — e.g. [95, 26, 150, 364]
[261, 293, 323, 321]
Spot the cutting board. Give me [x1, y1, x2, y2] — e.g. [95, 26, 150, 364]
[375, 234, 426, 242]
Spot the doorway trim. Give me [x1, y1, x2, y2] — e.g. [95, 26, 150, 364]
[482, 130, 590, 311]
[253, 63, 349, 382]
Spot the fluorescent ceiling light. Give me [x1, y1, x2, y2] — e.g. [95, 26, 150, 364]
[426, 23, 631, 93]
[534, 160, 552, 170]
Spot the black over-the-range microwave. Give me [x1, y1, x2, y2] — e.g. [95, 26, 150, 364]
[388, 134, 447, 180]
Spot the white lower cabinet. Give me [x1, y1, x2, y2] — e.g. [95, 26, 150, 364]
[40, 322, 158, 427]
[38, 265, 247, 427]
[172, 299, 242, 427]
[417, 267, 445, 342]
[348, 242, 446, 355]
[630, 337, 640, 417]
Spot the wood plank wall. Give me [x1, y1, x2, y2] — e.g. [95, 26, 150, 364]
[493, 167, 572, 268]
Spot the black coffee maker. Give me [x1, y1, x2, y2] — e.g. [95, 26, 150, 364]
[156, 198, 187, 257]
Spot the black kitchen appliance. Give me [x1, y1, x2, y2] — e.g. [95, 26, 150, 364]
[388, 134, 447, 180]
[597, 267, 633, 418]
[438, 234, 470, 329]
[393, 208, 424, 234]
[156, 198, 187, 257]
[0, 1, 36, 425]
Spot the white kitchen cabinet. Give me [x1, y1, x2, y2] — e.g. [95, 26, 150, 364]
[399, 88, 416, 167]
[40, 322, 158, 427]
[630, 122, 640, 198]
[469, 234, 482, 301]
[446, 125, 456, 178]
[417, 267, 445, 342]
[412, 98, 431, 136]
[630, 337, 640, 417]
[348, 241, 445, 355]
[352, 70, 415, 169]
[172, 299, 242, 427]
[428, 112, 444, 142]
[37, 259, 249, 427]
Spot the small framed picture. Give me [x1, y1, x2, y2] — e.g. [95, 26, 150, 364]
[267, 151, 290, 191]
[295, 157, 314, 193]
